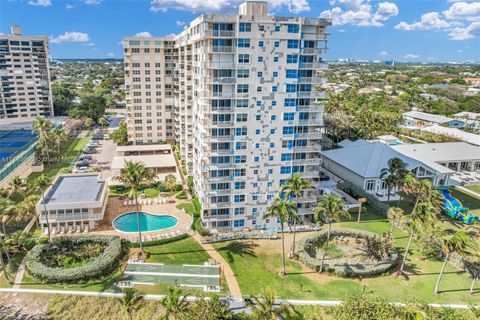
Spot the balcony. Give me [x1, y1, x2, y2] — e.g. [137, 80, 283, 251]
[297, 105, 324, 112]
[208, 46, 235, 53]
[204, 76, 236, 84]
[298, 118, 323, 125]
[203, 30, 237, 38]
[293, 144, 322, 152]
[297, 76, 323, 84]
[296, 132, 321, 139]
[297, 91, 326, 98]
[301, 48, 326, 55]
[202, 61, 235, 69]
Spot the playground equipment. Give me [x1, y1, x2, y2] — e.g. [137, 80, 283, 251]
[439, 187, 479, 225]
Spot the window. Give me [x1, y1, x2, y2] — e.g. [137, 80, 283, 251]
[236, 99, 248, 108]
[254, 156, 259, 162]
[259, 25, 265, 31]
[259, 40, 264, 48]
[283, 126, 294, 134]
[236, 113, 248, 122]
[274, 41, 280, 48]
[270, 128, 276, 134]
[257, 71, 263, 77]
[283, 112, 295, 121]
[273, 71, 278, 77]
[234, 155, 246, 163]
[281, 166, 292, 174]
[286, 69, 297, 78]
[271, 115, 276, 120]
[275, 25, 281, 32]
[287, 24, 299, 33]
[272, 86, 278, 92]
[237, 84, 249, 93]
[365, 180, 375, 191]
[235, 182, 245, 190]
[236, 141, 247, 150]
[237, 38, 250, 48]
[258, 56, 263, 62]
[239, 22, 251, 32]
[237, 69, 249, 78]
[287, 40, 299, 48]
[234, 208, 245, 215]
[286, 84, 296, 92]
[281, 153, 293, 161]
[255, 115, 261, 120]
[234, 195, 245, 203]
[235, 128, 247, 136]
[238, 54, 250, 63]
[273, 56, 279, 62]
[234, 219, 245, 227]
[287, 54, 298, 63]
[284, 98, 296, 107]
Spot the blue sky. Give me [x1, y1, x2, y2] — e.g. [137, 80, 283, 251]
[1, 0, 479, 62]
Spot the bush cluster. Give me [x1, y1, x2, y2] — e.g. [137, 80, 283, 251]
[127, 233, 188, 248]
[337, 181, 389, 217]
[26, 235, 126, 283]
[296, 229, 397, 277]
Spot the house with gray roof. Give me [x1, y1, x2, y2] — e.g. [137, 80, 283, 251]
[403, 111, 464, 129]
[36, 173, 108, 234]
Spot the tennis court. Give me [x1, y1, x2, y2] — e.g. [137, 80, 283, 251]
[0, 130, 38, 163]
[123, 262, 221, 292]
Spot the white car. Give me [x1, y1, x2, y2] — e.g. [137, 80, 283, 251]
[76, 166, 89, 173]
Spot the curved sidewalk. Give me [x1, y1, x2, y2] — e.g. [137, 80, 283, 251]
[192, 234, 242, 299]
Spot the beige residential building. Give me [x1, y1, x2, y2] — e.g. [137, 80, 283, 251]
[123, 1, 330, 231]
[0, 25, 53, 120]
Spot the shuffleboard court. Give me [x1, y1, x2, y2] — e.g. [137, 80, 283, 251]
[122, 261, 221, 292]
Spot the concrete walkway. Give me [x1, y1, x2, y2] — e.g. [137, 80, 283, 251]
[192, 233, 242, 299]
[457, 186, 480, 200]
[13, 256, 27, 289]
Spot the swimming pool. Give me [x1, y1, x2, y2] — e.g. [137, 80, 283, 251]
[112, 211, 178, 233]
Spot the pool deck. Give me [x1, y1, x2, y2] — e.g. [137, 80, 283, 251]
[91, 197, 193, 239]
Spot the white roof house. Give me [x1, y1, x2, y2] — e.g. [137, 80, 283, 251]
[392, 142, 480, 164]
[420, 126, 480, 147]
[403, 111, 465, 129]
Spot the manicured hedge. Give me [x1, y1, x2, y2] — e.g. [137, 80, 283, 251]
[296, 228, 397, 277]
[26, 235, 126, 283]
[128, 233, 188, 248]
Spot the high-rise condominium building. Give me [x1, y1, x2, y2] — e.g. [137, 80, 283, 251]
[0, 25, 53, 120]
[123, 1, 330, 231]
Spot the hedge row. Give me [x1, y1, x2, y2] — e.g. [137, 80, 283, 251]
[337, 181, 389, 217]
[26, 235, 126, 283]
[296, 228, 397, 277]
[128, 233, 188, 248]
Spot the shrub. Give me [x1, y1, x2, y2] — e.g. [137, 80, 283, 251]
[128, 233, 188, 248]
[348, 206, 367, 215]
[174, 183, 183, 191]
[195, 217, 210, 237]
[176, 191, 187, 200]
[296, 229, 397, 277]
[26, 235, 126, 283]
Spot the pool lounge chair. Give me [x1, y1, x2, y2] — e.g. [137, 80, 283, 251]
[43, 228, 49, 235]
[51, 227, 57, 235]
[67, 226, 73, 234]
[124, 201, 128, 206]
[83, 225, 89, 233]
[60, 226, 65, 234]
[76, 225, 81, 233]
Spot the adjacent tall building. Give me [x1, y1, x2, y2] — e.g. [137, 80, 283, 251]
[123, 1, 331, 231]
[0, 25, 53, 120]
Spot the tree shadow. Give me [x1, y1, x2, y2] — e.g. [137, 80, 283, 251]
[148, 249, 205, 256]
[438, 287, 480, 294]
[214, 241, 258, 264]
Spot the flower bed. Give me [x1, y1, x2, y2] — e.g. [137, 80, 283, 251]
[26, 235, 127, 283]
[296, 228, 398, 277]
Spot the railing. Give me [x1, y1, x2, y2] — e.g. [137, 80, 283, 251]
[293, 145, 322, 152]
[0, 141, 37, 183]
[296, 132, 321, 139]
[302, 48, 325, 54]
[208, 46, 235, 53]
[39, 213, 104, 223]
[298, 118, 323, 125]
[203, 30, 236, 37]
[291, 158, 321, 165]
[204, 76, 236, 84]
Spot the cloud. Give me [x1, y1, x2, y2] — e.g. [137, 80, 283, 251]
[320, 1, 398, 27]
[50, 32, 90, 44]
[395, 12, 451, 31]
[443, 1, 480, 21]
[404, 54, 420, 59]
[134, 32, 153, 37]
[106, 53, 115, 57]
[448, 21, 480, 40]
[176, 20, 186, 26]
[87, 42, 95, 47]
[150, 0, 310, 13]
[379, 50, 388, 56]
[27, 0, 52, 7]
[65, 4, 75, 9]
[84, 0, 102, 4]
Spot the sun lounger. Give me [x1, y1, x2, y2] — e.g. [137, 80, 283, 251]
[60, 226, 65, 234]
[124, 201, 127, 206]
[83, 225, 89, 233]
[76, 225, 81, 233]
[67, 226, 73, 234]
[43, 228, 48, 235]
[51, 227, 57, 235]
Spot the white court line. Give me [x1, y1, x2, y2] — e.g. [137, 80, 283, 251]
[124, 271, 220, 278]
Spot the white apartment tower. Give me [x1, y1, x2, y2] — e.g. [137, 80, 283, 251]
[0, 25, 53, 119]
[123, 1, 330, 231]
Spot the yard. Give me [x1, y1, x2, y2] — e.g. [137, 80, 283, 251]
[212, 210, 480, 304]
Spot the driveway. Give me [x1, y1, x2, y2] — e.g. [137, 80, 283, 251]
[92, 116, 121, 179]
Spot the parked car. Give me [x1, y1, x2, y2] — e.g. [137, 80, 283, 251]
[76, 160, 90, 167]
[78, 155, 93, 161]
[83, 148, 97, 154]
[76, 166, 89, 173]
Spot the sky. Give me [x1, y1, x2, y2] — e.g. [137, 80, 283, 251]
[1, 0, 479, 62]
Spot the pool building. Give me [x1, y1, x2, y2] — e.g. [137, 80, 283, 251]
[36, 173, 108, 234]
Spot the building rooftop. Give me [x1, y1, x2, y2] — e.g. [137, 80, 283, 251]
[116, 144, 171, 153]
[454, 112, 480, 120]
[111, 154, 177, 169]
[420, 126, 480, 146]
[392, 142, 480, 162]
[43, 174, 105, 205]
[403, 111, 454, 124]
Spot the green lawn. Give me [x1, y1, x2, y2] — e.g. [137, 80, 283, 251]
[452, 187, 480, 216]
[143, 237, 210, 265]
[465, 185, 480, 195]
[212, 212, 480, 304]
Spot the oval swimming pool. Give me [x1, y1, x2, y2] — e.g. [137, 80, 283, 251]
[112, 211, 178, 233]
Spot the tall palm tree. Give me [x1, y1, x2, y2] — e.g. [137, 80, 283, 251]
[0, 235, 10, 284]
[115, 161, 155, 254]
[160, 287, 189, 320]
[434, 230, 470, 294]
[313, 194, 350, 273]
[98, 117, 106, 130]
[0, 196, 15, 236]
[403, 175, 442, 212]
[280, 174, 314, 257]
[387, 207, 404, 234]
[32, 116, 53, 163]
[116, 288, 143, 320]
[379, 157, 408, 205]
[32, 175, 52, 243]
[264, 197, 296, 275]
[249, 288, 288, 320]
[15, 194, 40, 224]
[7, 175, 26, 197]
[84, 117, 94, 129]
[398, 202, 438, 275]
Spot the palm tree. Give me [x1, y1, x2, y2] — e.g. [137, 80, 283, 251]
[51, 128, 68, 156]
[32, 175, 52, 243]
[84, 117, 94, 129]
[164, 174, 177, 202]
[0, 196, 15, 236]
[249, 288, 288, 320]
[280, 174, 314, 257]
[379, 157, 408, 205]
[7, 175, 26, 197]
[313, 195, 350, 273]
[387, 207, 404, 234]
[115, 161, 155, 254]
[403, 175, 443, 212]
[98, 116, 106, 130]
[160, 287, 188, 320]
[434, 230, 470, 294]
[116, 288, 143, 320]
[398, 202, 438, 275]
[32, 116, 53, 163]
[0, 235, 10, 284]
[264, 197, 296, 275]
[15, 194, 40, 224]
